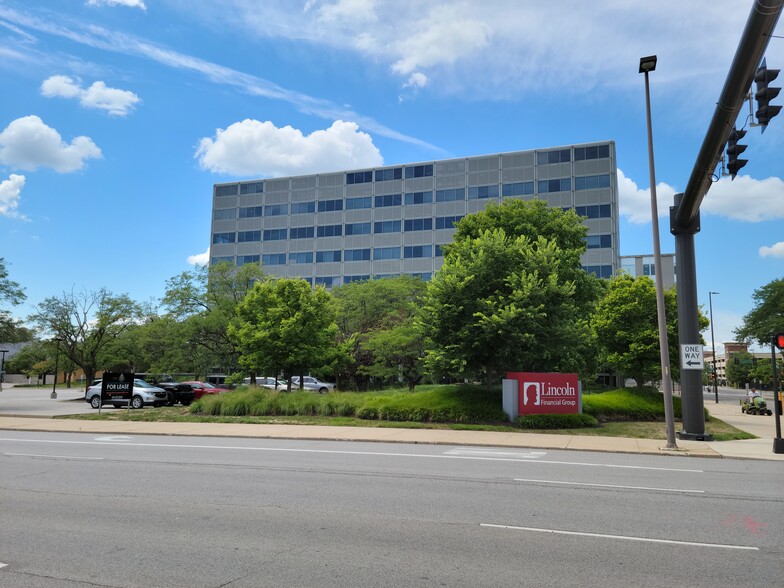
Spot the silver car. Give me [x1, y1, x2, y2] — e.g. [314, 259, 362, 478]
[290, 376, 336, 393]
[85, 379, 168, 409]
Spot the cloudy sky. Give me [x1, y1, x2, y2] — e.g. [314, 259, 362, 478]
[1, 0, 782, 352]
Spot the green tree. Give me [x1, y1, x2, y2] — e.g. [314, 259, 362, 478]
[359, 321, 424, 391]
[725, 352, 757, 388]
[749, 356, 783, 389]
[420, 212, 601, 385]
[734, 277, 784, 346]
[229, 278, 337, 389]
[29, 289, 142, 388]
[332, 276, 427, 389]
[0, 257, 32, 342]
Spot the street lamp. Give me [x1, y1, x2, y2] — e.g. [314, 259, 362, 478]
[640, 55, 677, 449]
[708, 291, 720, 403]
[50, 341, 60, 399]
[0, 349, 8, 392]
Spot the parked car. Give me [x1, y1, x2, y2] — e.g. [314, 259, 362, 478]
[257, 377, 288, 390]
[84, 379, 168, 409]
[181, 381, 231, 400]
[154, 381, 195, 406]
[290, 376, 336, 393]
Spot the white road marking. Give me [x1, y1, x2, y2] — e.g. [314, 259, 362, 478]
[4, 453, 104, 460]
[94, 436, 134, 441]
[0, 437, 702, 472]
[481, 524, 758, 550]
[445, 449, 547, 459]
[0, 563, 7, 569]
[513, 478, 704, 493]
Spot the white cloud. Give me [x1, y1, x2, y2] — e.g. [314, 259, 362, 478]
[86, 0, 147, 10]
[187, 248, 209, 266]
[41, 75, 140, 116]
[759, 242, 784, 259]
[403, 72, 428, 89]
[617, 168, 678, 224]
[195, 119, 383, 177]
[0, 115, 102, 173]
[0, 174, 27, 220]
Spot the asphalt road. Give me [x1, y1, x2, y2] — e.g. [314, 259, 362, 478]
[1, 431, 782, 587]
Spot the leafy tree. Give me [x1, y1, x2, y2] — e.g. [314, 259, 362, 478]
[229, 278, 337, 389]
[749, 356, 783, 389]
[0, 257, 32, 342]
[332, 276, 427, 389]
[725, 352, 757, 388]
[359, 321, 424, 391]
[734, 277, 784, 346]
[420, 218, 601, 385]
[28, 289, 142, 388]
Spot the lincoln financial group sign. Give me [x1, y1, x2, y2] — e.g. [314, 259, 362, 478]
[502, 372, 582, 420]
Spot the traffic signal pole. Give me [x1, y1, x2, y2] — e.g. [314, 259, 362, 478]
[670, 0, 782, 440]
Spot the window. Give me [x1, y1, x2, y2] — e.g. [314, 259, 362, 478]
[435, 215, 463, 229]
[315, 277, 335, 287]
[537, 149, 571, 165]
[211, 256, 234, 265]
[404, 191, 433, 205]
[502, 182, 535, 197]
[643, 263, 655, 276]
[346, 196, 372, 209]
[263, 204, 286, 217]
[237, 230, 261, 243]
[583, 265, 613, 278]
[468, 185, 499, 199]
[404, 218, 433, 231]
[318, 199, 343, 212]
[435, 188, 465, 202]
[215, 184, 238, 197]
[317, 224, 342, 237]
[291, 201, 316, 214]
[240, 182, 263, 195]
[214, 208, 236, 220]
[404, 245, 432, 258]
[289, 252, 313, 264]
[344, 275, 370, 283]
[374, 220, 401, 233]
[404, 164, 433, 178]
[435, 244, 444, 257]
[373, 247, 400, 260]
[316, 250, 341, 263]
[575, 174, 611, 190]
[410, 272, 432, 281]
[261, 254, 285, 265]
[346, 170, 373, 184]
[239, 206, 263, 218]
[212, 232, 235, 244]
[575, 204, 612, 219]
[574, 144, 611, 161]
[537, 178, 571, 193]
[586, 234, 612, 249]
[345, 222, 371, 235]
[375, 168, 402, 181]
[290, 227, 315, 239]
[345, 248, 371, 261]
[375, 194, 402, 207]
[263, 228, 287, 241]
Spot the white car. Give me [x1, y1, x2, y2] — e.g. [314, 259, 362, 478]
[290, 376, 336, 393]
[243, 377, 288, 390]
[84, 379, 168, 409]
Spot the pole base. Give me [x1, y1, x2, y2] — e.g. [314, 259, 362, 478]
[774, 438, 784, 454]
[50, 392, 57, 399]
[677, 430, 714, 442]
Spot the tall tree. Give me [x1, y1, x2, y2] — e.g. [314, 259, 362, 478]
[734, 277, 784, 346]
[229, 278, 337, 389]
[0, 257, 32, 342]
[29, 289, 141, 388]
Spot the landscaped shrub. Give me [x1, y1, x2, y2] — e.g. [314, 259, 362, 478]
[583, 386, 682, 421]
[517, 413, 599, 429]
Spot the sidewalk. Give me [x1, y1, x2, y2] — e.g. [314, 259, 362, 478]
[1, 385, 783, 461]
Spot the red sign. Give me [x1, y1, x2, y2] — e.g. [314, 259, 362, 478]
[507, 372, 580, 414]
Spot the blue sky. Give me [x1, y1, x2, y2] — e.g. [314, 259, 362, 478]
[0, 0, 782, 353]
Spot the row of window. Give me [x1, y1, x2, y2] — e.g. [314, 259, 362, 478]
[250, 246, 438, 263]
[215, 182, 264, 197]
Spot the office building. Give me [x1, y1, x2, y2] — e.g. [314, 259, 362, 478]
[619, 253, 677, 289]
[210, 142, 620, 287]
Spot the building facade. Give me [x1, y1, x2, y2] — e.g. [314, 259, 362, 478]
[209, 142, 620, 287]
[619, 253, 677, 289]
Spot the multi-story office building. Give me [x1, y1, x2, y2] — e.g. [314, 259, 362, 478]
[210, 142, 620, 287]
[619, 253, 677, 289]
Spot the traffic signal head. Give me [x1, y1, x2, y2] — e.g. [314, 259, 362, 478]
[775, 333, 784, 350]
[755, 61, 781, 130]
[726, 127, 748, 179]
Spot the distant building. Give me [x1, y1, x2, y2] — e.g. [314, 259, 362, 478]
[704, 341, 770, 386]
[619, 253, 676, 289]
[209, 142, 621, 286]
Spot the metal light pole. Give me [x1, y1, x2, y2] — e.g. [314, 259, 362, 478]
[0, 349, 8, 392]
[50, 341, 60, 399]
[640, 55, 677, 449]
[708, 291, 720, 403]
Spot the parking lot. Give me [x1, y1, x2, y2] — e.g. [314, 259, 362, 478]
[0, 384, 112, 417]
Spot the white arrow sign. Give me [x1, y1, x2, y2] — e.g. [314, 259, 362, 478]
[680, 344, 705, 370]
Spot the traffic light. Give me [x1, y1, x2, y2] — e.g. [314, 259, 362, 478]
[775, 333, 784, 350]
[726, 126, 748, 179]
[755, 59, 781, 131]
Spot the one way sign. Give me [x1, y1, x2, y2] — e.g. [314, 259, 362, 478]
[680, 344, 705, 370]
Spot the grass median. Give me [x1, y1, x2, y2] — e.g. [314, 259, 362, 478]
[57, 384, 754, 441]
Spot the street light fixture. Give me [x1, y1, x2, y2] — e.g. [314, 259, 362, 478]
[0, 349, 8, 392]
[640, 55, 677, 449]
[709, 291, 720, 403]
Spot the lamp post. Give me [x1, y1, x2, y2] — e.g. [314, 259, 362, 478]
[0, 349, 8, 392]
[708, 291, 720, 403]
[50, 341, 60, 399]
[640, 55, 677, 449]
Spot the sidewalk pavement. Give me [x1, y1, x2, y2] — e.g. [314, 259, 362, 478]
[1, 385, 783, 461]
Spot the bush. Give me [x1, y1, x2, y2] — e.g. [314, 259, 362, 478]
[583, 387, 681, 421]
[517, 413, 599, 429]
